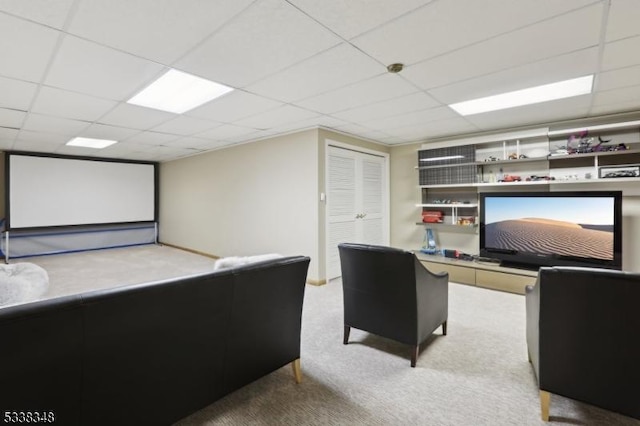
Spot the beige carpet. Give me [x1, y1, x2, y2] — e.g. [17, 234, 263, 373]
[12, 247, 640, 425]
[26, 244, 216, 301]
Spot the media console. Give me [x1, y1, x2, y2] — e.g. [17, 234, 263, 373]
[415, 252, 537, 295]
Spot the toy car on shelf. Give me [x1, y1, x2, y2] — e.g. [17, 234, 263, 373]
[484, 156, 500, 162]
[498, 174, 522, 182]
[603, 170, 639, 178]
[526, 175, 555, 181]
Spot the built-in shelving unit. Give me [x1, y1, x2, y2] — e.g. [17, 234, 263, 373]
[415, 118, 640, 231]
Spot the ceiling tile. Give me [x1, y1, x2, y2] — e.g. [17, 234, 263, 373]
[402, 4, 603, 90]
[23, 113, 90, 135]
[288, 0, 433, 40]
[14, 129, 69, 145]
[161, 136, 211, 148]
[98, 103, 176, 130]
[234, 105, 320, 130]
[151, 116, 220, 136]
[186, 90, 283, 123]
[175, 0, 342, 87]
[0, 0, 75, 29]
[0, 76, 38, 110]
[67, 0, 254, 64]
[601, 35, 640, 71]
[0, 13, 60, 81]
[332, 91, 441, 123]
[246, 43, 383, 102]
[196, 124, 261, 140]
[298, 73, 418, 114]
[352, 0, 599, 65]
[605, 0, 640, 42]
[45, 35, 166, 100]
[387, 117, 480, 141]
[79, 123, 140, 141]
[11, 137, 65, 153]
[590, 99, 640, 116]
[31, 86, 118, 121]
[592, 85, 640, 108]
[0, 108, 26, 128]
[428, 47, 600, 104]
[363, 106, 459, 132]
[0, 126, 18, 141]
[597, 64, 640, 91]
[122, 131, 179, 145]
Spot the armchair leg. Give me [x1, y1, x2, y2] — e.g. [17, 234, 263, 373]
[410, 345, 419, 368]
[540, 390, 550, 421]
[442, 320, 447, 336]
[343, 325, 351, 345]
[291, 358, 302, 384]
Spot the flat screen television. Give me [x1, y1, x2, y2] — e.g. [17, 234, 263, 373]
[479, 191, 622, 270]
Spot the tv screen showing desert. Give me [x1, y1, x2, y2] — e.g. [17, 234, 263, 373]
[484, 197, 614, 261]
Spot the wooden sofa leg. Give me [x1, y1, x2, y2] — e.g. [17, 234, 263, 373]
[343, 325, 351, 345]
[442, 320, 447, 336]
[411, 345, 419, 368]
[540, 390, 550, 421]
[291, 358, 302, 384]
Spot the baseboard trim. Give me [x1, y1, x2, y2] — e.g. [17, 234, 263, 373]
[159, 242, 219, 260]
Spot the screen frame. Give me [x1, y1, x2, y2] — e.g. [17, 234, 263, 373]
[5, 151, 159, 231]
[479, 190, 623, 270]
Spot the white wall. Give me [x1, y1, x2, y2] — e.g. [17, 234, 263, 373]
[159, 129, 321, 280]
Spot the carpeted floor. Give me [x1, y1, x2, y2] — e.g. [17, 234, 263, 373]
[15, 246, 640, 425]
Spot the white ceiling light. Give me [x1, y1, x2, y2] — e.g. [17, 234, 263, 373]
[127, 69, 233, 114]
[449, 75, 594, 116]
[66, 137, 118, 149]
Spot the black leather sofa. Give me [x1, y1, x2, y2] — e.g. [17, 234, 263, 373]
[0, 256, 310, 426]
[339, 243, 448, 367]
[526, 266, 640, 421]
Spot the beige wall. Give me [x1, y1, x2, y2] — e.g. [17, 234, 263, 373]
[159, 129, 321, 280]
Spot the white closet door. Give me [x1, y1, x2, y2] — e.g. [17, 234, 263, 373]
[326, 146, 388, 279]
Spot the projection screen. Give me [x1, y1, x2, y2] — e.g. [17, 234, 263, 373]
[7, 153, 157, 229]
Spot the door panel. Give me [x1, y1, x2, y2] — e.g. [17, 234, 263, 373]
[326, 146, 388, 279]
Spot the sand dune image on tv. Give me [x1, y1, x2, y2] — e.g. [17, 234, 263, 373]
[485, 218, 613, 260]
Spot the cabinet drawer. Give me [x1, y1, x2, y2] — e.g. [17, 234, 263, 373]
[420, 261, 475, 285]
[476, 270, 536, 294]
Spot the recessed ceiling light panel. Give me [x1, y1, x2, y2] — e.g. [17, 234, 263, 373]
[449, 75, 594, 116]
[66, 137, 118, 149]
[127, 69, 234, 114]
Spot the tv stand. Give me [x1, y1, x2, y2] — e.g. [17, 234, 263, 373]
[416, 253, 537, 294]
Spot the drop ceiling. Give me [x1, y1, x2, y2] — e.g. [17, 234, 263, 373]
[1, 0, 639, 162]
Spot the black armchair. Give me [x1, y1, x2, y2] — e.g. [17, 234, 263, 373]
[526, 266, 640, 421]
[338, 243, 448, 367]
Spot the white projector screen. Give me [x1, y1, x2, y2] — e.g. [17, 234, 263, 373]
[8, 154, 156, 229]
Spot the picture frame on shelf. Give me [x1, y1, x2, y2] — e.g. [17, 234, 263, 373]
[598, 165, 640, 179]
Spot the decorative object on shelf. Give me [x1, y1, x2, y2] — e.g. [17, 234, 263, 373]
[525, 175, 555, 181]
[484, 156, 500, 162]
[457, 216, 475, 226]
[498, 174, 522, 182]
[421, 227, 439, 254]
[598, 165, 640, 179]
[549, 146, 569, 156]
[422, 210, 444, 223]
